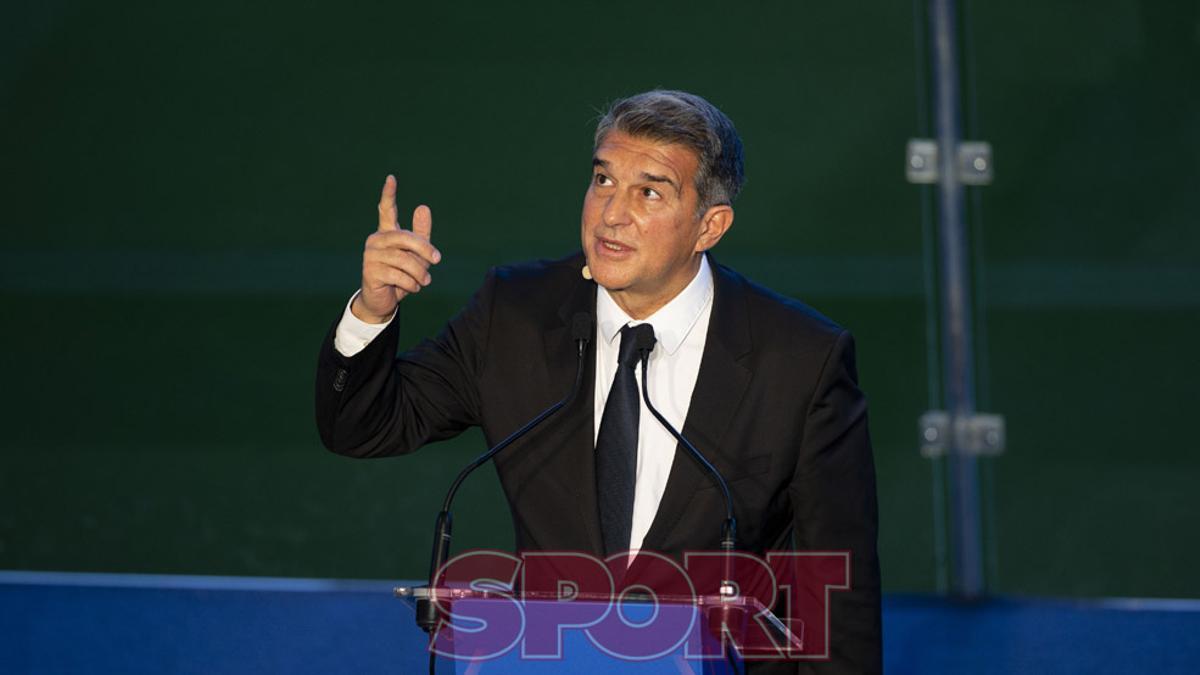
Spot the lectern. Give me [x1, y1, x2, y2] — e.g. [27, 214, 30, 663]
[395, 586, 803, 674]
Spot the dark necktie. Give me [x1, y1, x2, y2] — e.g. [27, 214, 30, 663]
[596, 324, 641, 557]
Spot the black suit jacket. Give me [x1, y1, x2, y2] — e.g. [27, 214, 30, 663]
[316, 252, 881, 673]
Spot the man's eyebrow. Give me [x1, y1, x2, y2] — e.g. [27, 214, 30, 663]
[641, 172, 680, 195]
[592, 158, 609, 169]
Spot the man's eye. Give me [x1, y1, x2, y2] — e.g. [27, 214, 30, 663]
[642, 187, 661, 200]
[594, 174, 612, 186]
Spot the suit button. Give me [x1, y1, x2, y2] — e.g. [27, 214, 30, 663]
[334, 368, 348, 392]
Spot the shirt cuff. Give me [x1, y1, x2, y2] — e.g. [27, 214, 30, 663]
[333, 291, 396, 357]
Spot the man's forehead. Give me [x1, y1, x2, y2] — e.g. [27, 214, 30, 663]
[592, 132, 697, 183]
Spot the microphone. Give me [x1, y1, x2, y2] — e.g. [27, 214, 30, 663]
[629, 324, 739, 594]
[415, 312, 593, 635]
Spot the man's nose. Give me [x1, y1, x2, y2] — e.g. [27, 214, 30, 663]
[602, 190, 630, 227]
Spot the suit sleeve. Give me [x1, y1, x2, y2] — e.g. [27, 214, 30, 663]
[788, 329, 882, 674]
[314, 271, 496, 458]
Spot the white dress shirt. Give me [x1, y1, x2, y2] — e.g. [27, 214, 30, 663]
[333, 292, 392, 357]
[593, 254, 713, 552]
[333, 255, 716, 553]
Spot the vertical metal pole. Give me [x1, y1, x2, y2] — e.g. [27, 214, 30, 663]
[929, 0, 983, 598]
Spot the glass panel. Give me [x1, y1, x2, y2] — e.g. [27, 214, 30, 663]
[958, 0, 1200, 597]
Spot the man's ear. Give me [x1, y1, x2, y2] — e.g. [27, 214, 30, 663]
[695, 205, 734, 252]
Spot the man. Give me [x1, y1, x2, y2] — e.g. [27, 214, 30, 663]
[316, 90, 880, 672]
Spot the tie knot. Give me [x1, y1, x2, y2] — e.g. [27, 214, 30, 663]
[617, 324, 643, 369]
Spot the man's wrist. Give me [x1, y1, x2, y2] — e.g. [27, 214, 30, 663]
[334, 290, 394, 357]
[350, 293, 394, 325]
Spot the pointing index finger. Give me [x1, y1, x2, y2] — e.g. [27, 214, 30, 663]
[377, 174, 398, 232]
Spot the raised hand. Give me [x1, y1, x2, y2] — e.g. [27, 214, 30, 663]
[352, 175, 441, 323]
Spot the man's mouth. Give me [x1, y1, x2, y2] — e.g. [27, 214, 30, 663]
[598, 237, 634, 252]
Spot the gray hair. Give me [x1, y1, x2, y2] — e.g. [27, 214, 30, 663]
[594, 90, 745, 217]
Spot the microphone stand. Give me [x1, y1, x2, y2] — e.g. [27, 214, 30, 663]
[632, 327, 738, 584]
[633, 326, 741, 666]
[415, 314, 592, 636]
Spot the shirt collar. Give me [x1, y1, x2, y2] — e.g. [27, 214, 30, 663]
[596, 254, 714, 356]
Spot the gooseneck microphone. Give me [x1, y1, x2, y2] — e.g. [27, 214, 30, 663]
[629, 324, 739, 577]
[415, 312, 593, 635]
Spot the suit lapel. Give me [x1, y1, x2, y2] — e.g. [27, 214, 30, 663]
[639, 261, 753, 553]
[542, 259, 604, 555]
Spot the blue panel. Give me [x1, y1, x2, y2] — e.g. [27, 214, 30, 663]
[3, 574, 1199, 674]
[0, 577, 428, 675]
[883, 595, 1200, 674]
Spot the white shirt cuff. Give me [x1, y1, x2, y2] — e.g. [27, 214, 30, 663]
[333, 291, 396, 357]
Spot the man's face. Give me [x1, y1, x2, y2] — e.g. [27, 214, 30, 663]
[581, 130, 716, 317]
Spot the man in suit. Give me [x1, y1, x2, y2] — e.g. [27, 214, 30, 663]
[316, 90, 880, 672]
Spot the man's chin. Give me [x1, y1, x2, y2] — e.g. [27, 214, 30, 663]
[586, 264, 629, 292]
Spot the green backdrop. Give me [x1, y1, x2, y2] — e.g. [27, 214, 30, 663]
[2, 0, 1197, 598]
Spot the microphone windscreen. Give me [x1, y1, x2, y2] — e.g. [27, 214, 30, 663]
[571, 312, 594, 343]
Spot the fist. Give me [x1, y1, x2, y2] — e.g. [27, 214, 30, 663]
[353, 175, 441, 323]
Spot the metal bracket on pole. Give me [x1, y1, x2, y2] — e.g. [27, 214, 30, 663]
[919, 411, 1006, 458]
[906, 139, 994, 185]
